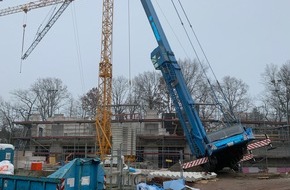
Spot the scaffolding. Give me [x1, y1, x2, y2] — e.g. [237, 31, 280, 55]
[12, 111, 290, 170]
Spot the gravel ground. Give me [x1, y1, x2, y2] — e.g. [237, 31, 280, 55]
[190, 172, 290, 190]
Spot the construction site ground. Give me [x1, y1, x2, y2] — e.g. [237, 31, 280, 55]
[15, 167, 290, 190]
[191, 171, 290, 190]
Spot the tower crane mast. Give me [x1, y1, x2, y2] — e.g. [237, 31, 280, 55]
[2, 0, 115, 159]
[95, 0, 114, 159]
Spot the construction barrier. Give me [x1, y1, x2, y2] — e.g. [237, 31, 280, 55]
[31, 162, 43, 171]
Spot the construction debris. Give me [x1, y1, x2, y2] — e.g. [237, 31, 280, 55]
[148, 171, 217, 182]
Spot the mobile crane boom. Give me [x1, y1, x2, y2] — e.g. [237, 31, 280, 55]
[141, 0, 209, 158]
[141, 0, 256, 171]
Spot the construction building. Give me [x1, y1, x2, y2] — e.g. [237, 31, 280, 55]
[13, 110, 290, 171]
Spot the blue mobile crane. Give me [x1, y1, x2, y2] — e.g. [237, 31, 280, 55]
[140, 0, 258, 171]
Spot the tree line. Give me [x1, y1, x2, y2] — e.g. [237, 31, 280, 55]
[0, 59, 289, 143]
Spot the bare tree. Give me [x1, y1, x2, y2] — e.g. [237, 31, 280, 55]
[178, 59, 216, 119]
[158, 77, 174, 113]
[64, 97, 83, 118]
[132, 71, 164, 113]
[112, 76, 129, 116]
[125, 92, 141, 119]
[215, 76, 251, 119]
[131, 59, 212, 116]
[0, 98, 20, 143]
[31, 77, 70, 120]
[248, 107, 265, 121]
[81, 87, 99, 119]
[156, 59, 201, 113]
[260, 63, 280, 120]
[278, 62, 290, 123]
[11, 89, 38, 121]
[179, 59, 208, 100]
[261, 62, 290, 122]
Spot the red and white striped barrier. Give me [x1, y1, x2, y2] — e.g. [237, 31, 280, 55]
[182, 157, 209, 169]
[247, 138, 271, 150]
[240, 154, 254, 162]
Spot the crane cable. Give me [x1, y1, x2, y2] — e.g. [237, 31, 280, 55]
[71, 2, 85, 94]
[35, 5, 57, 41]
[175, 0, 236, 122]
[20, 4, 57, 72]
[169, 0, 218, 107]
[128, 0, 131, 88]
[154, 0, 190, 59]
[171, 0, 237, 122]
[178, 0, 237, 122]
[153, 0, 227, 120]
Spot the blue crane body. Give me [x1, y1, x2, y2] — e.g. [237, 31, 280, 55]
[141, 0, 255, 171]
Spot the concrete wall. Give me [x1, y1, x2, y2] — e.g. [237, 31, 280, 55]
[111, 122, 138, 157]
[30, 114, 95, 138]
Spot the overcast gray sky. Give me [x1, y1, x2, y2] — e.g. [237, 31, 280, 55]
[1, 0, 290, 103]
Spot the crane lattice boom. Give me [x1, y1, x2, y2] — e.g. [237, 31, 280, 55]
[96, 0, 114, 159]
[0, 0, 66, 17]
[21, 0, 73, 60]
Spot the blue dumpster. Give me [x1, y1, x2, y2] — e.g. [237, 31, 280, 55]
[48, 158, 105, 190]
[0, 158, 105, 190]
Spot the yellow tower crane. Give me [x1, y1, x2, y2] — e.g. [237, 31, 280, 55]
[1, 0, 115, 159]
[95, 0, 114, 159]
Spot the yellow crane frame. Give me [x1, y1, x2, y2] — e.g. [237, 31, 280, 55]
[96, 0, 114, 159]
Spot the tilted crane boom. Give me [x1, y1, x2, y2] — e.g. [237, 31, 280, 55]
[0, 0, 66, 17]
[21, 0, 73, 60]
[140, 0, 271, 171]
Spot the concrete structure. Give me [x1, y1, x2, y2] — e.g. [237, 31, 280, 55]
[13, 111, 290, 171]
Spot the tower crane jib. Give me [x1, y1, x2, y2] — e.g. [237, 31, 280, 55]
[0, 0, 66, 17]
[21, 0, 73, 60]
[0, 0, 73, 60]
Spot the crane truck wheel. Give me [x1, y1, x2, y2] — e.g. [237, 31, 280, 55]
[230, 162, 241, 172]
[202, 156, 220, 172]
